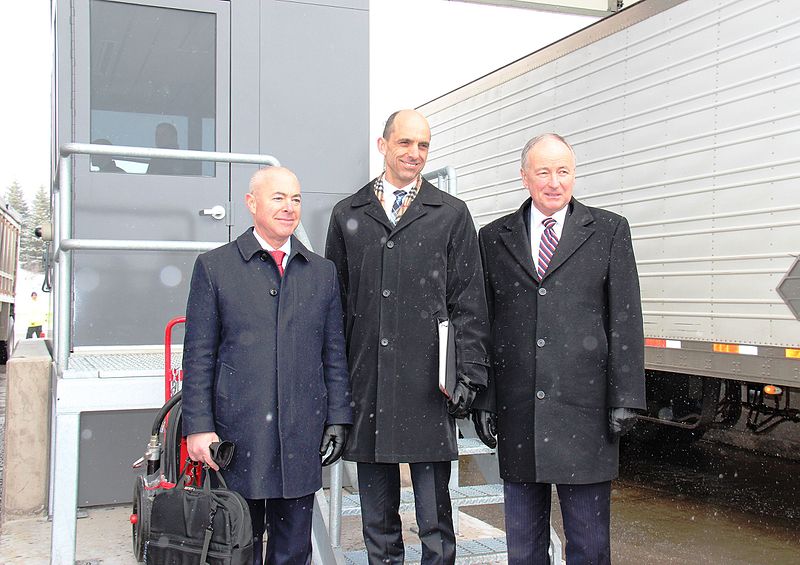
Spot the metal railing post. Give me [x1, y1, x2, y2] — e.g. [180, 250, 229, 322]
[423, 166, 458, 197]
[56, 155, 71, 370]
[329, 460, 343, 547]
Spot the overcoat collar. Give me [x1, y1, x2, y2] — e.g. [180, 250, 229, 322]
[236, 228, 312, 264]
[350, 177, 443, 234]
[499, 197, 595, 282]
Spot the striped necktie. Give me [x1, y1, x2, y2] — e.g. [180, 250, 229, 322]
[390, 189, 407, 225]
[537, 217, 558, 279]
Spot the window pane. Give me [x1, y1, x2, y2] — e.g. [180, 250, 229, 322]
[90, 0, 216, 176]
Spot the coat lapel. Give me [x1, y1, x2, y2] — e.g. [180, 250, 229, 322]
[390, 178, 439, 236]
[499, 199, 538, 281]
[542, 198, 594, 279]
[351, 181, 395, 231]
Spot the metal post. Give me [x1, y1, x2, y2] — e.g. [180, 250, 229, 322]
[329, 460, 343, 546]
[50, 412, 80, 565]
[56, 156, 71, 370]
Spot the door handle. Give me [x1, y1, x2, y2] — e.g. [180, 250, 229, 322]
[199, 205, 226, 220]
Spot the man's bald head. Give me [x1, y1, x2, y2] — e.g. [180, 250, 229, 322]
[246, 166, 302, 248]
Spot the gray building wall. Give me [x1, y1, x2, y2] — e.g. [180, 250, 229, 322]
[58, 0, 368, 349]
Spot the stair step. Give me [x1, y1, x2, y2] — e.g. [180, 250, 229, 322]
[457, 437, 496, 456]
[342, 536, 507, 565]
[340, 484, 503, 517]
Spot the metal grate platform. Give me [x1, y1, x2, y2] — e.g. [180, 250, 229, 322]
[343, 536, 507, 564]
[339, 483, 504, 517]
[456, 437, 496, 456]
[64, 348, 182, 378]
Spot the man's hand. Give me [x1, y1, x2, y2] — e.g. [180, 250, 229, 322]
[472, 409, 497, 449]
[447, 380, 479, 419]
[608, 407, 638, 439]
[320, 424, 349, 466]
[187, 431, 221, 470]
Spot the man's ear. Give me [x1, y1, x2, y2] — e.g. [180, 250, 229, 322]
[377, 136, 387, 157]
[245, 192, 256, 214]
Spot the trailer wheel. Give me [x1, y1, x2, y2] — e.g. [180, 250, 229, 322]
[131, 475, 151, 562]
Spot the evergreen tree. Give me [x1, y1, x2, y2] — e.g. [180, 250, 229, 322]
[3, 182, 36, 270]
[30, 185, 51, 273]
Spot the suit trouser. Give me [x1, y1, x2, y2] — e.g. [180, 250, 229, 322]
[357, 461, 455, 565]
[247, 493, 314, 565]
[504, 480, 612, 565]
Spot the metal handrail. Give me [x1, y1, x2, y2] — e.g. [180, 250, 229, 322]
[54, 143, 281, 370]
[423, 165, 458, 196]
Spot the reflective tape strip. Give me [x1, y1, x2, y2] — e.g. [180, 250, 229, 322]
[645, 338, 682, 349]
[713, 343, 758, 355]
[786, 348, 800, 359]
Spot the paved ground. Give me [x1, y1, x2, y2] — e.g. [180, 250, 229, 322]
[0, 362, 502, 563]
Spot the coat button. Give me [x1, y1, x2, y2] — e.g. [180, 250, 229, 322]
[380, 338, 389, 346]
[382, 289, 391, 297]
[538, 287, 547, 296]
[386, 240, 395, 249]
[536, 338, 545, 347]
[259, 253, 268, 262]
[269, 289, 278, 296]
[536, 390, 546, 400]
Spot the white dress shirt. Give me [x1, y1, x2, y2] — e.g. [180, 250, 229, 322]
[252, 228, 291, 270]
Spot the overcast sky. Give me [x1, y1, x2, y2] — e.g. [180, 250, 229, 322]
[0, 1, 595, 200]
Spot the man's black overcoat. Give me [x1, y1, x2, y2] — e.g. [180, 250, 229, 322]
[325, 178, 490, 463]
[476, 198, 645, 484]
[182, 230, 353, 499]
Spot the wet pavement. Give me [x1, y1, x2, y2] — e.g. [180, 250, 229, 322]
[3, 354, 800, 563]
[461, 426, 800, 564]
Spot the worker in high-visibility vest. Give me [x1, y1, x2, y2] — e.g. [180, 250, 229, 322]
[26, 291, 48, 339]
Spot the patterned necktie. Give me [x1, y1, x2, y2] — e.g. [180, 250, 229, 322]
[269, 250, 285, 277]
[390, 189, 408, 225]
[537, 217, 558, 280]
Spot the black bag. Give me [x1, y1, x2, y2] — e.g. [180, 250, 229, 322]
[145, 464, 253, 565]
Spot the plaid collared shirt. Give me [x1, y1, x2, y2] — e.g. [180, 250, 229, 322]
[373, 172, 422, 224]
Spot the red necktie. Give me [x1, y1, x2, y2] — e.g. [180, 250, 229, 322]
[269, 250, 285, 276]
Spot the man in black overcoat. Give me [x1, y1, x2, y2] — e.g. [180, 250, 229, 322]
[472, 134, 645, 565]
[182, 167, 353, 565]
[325, 110, 490, 564]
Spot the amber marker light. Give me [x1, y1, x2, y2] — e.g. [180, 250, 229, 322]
[763, 385, 783, 396]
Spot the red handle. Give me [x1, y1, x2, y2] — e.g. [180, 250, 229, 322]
[164, 316, 186, 401]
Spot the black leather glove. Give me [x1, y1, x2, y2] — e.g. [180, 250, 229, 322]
[472, 409, 497, 449]
[447, 380, 481, 419]
[319, 424, 349, 466]
[208, 440, 236, 470]
[608, 407, 638, 439]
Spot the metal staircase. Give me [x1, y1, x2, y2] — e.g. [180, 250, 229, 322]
[324, 434, 508, 564]
[320, 429, 564, 564]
